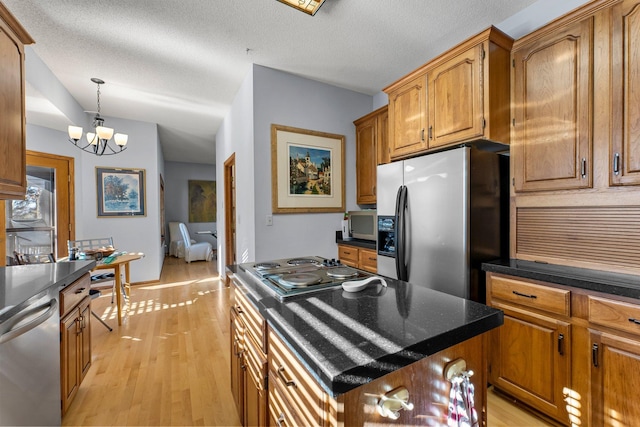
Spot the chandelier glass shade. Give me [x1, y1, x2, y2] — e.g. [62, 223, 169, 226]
[67, 78, 128, 156]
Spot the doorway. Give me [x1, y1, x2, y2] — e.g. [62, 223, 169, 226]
[224, 153, 236, 271]
[3, 151, 74, 264]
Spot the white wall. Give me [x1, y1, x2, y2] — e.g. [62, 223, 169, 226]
[215, 66, 255, 273]
[215, 64, 373, 272]
[164, 161, 217, 248]
[23, 48, 165, 282]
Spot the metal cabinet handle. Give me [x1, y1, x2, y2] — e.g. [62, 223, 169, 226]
[613, 153, 620, 175]
[512, 290, 537, 299]
[276, 413, 286, 427]
[592, 343, 599, 367]
[428, 126, 433, 140]
[558, 333, 564, 355]
[629, 318, 640, 325]
[581, 158, 587, 178]
[276, 366, 297, 388]
[421, 128, 425, 141]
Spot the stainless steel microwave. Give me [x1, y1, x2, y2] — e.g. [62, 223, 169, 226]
[348, 210, 377, 241]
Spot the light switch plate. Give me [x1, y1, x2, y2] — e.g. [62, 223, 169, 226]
[266, 215, 273, 226]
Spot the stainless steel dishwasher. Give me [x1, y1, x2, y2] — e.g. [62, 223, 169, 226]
[0, 286, 61, 426]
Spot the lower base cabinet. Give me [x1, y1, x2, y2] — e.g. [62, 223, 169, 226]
[487, 272, 640, 426]
[337, 244, 377, 273]
[60, 273, 92, 416]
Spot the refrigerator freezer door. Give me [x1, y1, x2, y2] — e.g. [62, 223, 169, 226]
[376, 161, 404, 216]
[404, 147, 470, 298]
[376, 161, 404, 279]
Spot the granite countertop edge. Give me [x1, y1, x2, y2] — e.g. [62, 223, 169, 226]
[229, 267, 503, 397]
[482, 259, 640, 299]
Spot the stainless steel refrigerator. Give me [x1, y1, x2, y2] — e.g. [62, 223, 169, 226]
[376, 144, 508, 302]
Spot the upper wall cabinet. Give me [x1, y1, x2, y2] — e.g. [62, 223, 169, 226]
[384, 27, 513, 161]
[354, 106, 388, 205]
[611, 0, 640, 186]
[511, 18, 594, 192]
[386, 75, 428, 159]
[0, 3, 34, 200]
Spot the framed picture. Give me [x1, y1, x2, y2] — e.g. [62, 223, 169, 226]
[96, 167, 146, 217]
[188, 180, 217, 222]
[271, 124, 345, 214]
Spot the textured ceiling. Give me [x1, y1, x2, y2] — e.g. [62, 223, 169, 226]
[4, 0, 581, 164]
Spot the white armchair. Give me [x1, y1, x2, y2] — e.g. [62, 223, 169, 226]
[168, 221, 194, 258]
[178, 223, 213, 263]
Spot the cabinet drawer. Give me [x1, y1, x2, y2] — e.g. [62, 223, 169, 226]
[589, 296, 640, 336]
[268, 329, 327, 426]
[490, 275, 570, 316]
[269, 379, 305, 427]
[338, 246, 358, 264]
[232, 286, 266, 352]
[358, 248, 377, 273]
[60, 273, 91, 316]
[244, 333, 267, 391]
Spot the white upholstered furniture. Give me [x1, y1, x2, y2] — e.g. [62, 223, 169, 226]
[168, 221, 194, 258]
[178, 223, 213, 263]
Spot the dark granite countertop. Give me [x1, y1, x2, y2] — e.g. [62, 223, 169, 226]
[229, 264, 503, 397]
[0, 260, 96, 316]
[335, 231, 376, 250]
[482, 259, 640, 300]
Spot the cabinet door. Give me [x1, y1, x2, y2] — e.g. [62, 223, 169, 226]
[60, 309, 80, 415]
[429, 43, 484, 148]
[230, 307, 245, 424]
[358, 248, 377, 273]
[512, 18, 593, 192]
[590, 331, 640, 426]
[377, 108, 389, 165]
[243, 335, 267, 427]
[388, 75, 428, 159]
[490, 305, 571, 423]
[79, 297, 92, 380]
[611, 0, 640, 186]
[0, 15, 27, 199]
[355, 115, 377, 204]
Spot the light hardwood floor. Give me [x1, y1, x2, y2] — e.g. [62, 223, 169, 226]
[63, 257, 555, 426]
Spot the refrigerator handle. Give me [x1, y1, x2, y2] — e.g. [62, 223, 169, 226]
[395, 185, 408, 281]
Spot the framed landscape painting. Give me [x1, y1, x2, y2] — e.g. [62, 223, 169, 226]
[271, 124, 345, 213]
[96, 167, 146, 217]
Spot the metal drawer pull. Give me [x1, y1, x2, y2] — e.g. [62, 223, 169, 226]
[377, 386, 413, 419]
[277, 366, 296, 388]
[276, 413, 286, 427]
[629, 318, 640, 325]
[512, 290, 537, 299]
[558, 333, 564, 355]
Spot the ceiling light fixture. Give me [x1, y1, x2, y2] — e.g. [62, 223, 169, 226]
[67, 78, 128, 156]
[276, 0, 326, 16]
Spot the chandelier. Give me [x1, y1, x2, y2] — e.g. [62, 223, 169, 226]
[67, 78, 128, 156]
[276, 0, 326, 15]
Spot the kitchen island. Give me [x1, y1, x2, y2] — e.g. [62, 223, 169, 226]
[228, 260, 503, 426]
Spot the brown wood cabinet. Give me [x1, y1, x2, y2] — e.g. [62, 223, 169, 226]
[487, 275, 571, 424]
[354, 106, 388, 205]
[488, 272, 640, 426]
[230, 283, 268, 427]
[337, 244, 377, 273]
[0, 4, 34, 200]
[59, 273, 91, 416]
[386, 75, 428, 160]
[610, 0, 640, 186]
[512, 17, 594, 192]
[385, 26, 512, 161]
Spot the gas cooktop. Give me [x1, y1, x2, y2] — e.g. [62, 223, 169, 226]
[239, 256, 373, 300]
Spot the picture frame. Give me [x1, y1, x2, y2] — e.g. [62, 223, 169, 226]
[271, 124, 345, 214]
[96, 167, 146, 217]
[188, 180, 217, 222]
